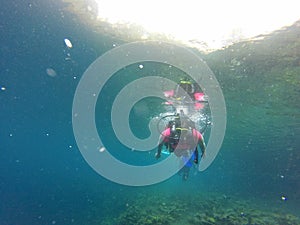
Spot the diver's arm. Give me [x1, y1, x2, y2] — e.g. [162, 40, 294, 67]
[194, 147, 199, 164]
[156, 128, 170, 159]
[194, 129, 206, 158]
[198, 138, 206, 158]
[155, 139, 164, 159]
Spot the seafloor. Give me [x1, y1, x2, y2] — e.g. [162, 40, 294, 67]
[97, 192, 300, 225]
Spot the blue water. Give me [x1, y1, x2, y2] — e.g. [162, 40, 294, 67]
[1, 1, 300, 225]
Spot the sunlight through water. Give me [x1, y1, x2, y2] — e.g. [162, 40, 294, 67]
[92, 0, 300, 49]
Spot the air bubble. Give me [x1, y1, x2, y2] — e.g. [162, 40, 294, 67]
[64, 38, 73, 48]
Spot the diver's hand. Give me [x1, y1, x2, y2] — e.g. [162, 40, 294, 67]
[155, 152, 161, 159]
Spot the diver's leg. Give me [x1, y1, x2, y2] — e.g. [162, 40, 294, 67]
[182, 166, 190, 180]
[182, 154, 192, 180]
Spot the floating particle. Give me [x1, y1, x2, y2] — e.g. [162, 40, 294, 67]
[64, 38, 73, 48]
[99, 147, 105, 152]
[281, 196, 287, 201]
[46, 68, 57, 77]
[139, 64, 144, 69]
[1, 86, 6, 91]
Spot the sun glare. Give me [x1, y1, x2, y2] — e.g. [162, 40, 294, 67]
[93, 0, 300, 49]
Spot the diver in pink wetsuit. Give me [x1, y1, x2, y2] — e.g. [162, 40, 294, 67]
[155, 116, 206, 180]
[163, 79, 207, 111]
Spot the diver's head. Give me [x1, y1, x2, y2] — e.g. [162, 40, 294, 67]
[175, 79, 195, 97]
[179, 119, 189, 129]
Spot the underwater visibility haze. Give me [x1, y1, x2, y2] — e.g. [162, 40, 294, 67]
[1, 0, 300, 224]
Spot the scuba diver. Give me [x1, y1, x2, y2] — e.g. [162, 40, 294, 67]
[163, 78, 208, 112]
[155, 113, 206, 180]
